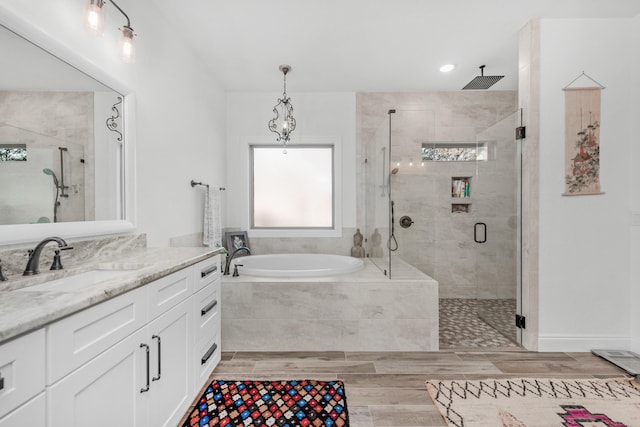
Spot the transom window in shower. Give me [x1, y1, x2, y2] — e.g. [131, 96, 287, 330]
[421, 142, 489, 162]
[250, 144, 334, 229]
[0, 144, 27, 161]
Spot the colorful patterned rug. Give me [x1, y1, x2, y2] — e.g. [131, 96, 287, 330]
[426, 377, 640, 427]
[182, 379, 349, 427]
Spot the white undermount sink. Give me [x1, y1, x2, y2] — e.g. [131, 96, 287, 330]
[17, 268, 138, 292]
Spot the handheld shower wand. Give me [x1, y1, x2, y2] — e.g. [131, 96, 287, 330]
[43, 168, 61, 222]
[43, 168, 59, 187]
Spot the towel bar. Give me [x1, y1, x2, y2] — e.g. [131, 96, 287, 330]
[190, 180, 225, 190]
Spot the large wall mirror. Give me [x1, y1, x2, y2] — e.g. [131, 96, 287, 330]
[0, 8, 136, 245]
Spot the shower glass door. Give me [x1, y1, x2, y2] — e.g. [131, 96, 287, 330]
[387, 109, 437, 279]
[363, 114, 391, 275]
[474, 111, 522, 345]
[379, 104, 522, 346]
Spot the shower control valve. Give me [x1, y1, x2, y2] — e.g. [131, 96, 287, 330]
[399, 216, 414, 228]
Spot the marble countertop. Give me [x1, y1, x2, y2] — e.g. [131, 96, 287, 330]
[0, 246, 223, 344]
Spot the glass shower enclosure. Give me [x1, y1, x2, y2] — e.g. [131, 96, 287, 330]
[363, 106, 522, 346]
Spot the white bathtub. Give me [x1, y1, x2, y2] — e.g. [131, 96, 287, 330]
[234, 253, 364, 278]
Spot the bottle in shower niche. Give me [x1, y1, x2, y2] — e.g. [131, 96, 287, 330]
[451, 177, 471, 198]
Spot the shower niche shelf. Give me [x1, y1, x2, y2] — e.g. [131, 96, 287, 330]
[452, 203, 471, 214]
[451, 177, 472, 213]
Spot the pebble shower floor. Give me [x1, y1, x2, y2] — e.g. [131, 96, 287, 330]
[439, 298, 518, 348]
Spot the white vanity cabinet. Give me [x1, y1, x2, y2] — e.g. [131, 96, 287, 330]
[42, 254, 221, 427]
[193, 259, 221, 387]
[0, 329, 46, 426]
[0, 393, 45, 427]
[144, 297, 192, 427]
[47, 325, 148, 426]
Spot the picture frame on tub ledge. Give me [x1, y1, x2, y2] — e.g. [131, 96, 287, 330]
[224, 231, 250, 255]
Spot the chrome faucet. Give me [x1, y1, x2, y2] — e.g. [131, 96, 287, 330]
[23, 237, 73, 276]
[223, 246, 251, 275]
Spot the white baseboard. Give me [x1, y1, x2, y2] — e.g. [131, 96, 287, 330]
[629, 339, 640, 354]
[538, 335, 630, 352]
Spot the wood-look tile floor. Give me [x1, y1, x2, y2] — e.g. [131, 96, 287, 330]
[180, 351, 627, 427]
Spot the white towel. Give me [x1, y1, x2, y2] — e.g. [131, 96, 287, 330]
[203, 185, 222, 248]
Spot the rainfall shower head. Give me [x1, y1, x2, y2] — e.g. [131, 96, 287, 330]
[462, 65, 504, 90]
[43, 168, 59, 187]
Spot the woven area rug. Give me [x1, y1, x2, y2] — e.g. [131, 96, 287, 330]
[426, 377, 640, 427]
[182, 379, 349, 427]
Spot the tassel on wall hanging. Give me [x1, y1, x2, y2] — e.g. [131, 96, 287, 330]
[562, 71, 606, 196]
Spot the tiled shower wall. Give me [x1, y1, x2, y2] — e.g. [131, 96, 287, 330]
[0, 91, 94, 224]
[357, 92, 518, 299]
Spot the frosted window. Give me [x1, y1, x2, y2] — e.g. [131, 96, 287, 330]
[0, 144, 27, 161]
[421, 142, 488, 161]
[251, 145, 334, 228]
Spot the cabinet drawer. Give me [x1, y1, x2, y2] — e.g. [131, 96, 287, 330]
[194, 256, 220, 292]
[0, 329, 45, 419]
[47, 287, 147, 384]
[194, 280, 220, 345]
[0, 392, 45, 427]
[195, 333, 219, 388]
[148, 267, 192, 321]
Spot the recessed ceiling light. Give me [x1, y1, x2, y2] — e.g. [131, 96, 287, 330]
[440, 64, 455, 73]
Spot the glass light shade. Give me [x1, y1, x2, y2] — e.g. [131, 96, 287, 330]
[84, 0, 105, 35]
[440, 64, 455, 73]
[119, 27, 135, 63]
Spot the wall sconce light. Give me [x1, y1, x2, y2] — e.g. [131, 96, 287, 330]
[268, 65, 296, 153]
[84, 0, 136, 63]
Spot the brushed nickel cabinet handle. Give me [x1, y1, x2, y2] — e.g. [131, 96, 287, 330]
[152, 335, 161, 382]
[140, 343, 150, 393]
[201, 343, 218, 365]
[201, 299, 218, 316]
[201, 265, 218, 278]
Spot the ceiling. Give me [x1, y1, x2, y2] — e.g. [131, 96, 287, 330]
[152, 0, 640, 93]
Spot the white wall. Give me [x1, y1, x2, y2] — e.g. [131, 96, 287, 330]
[629, 14, 640, 353]
[538, 18, 636, 351]
[1, 0, 226, 247]
[225, 92, 357, 234]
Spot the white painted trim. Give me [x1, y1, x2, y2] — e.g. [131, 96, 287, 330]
[0, 6, 137, 246]
[243, 136, 343, 238]
[538, 334, 631, 352]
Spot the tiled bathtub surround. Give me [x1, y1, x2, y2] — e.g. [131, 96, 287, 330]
[222, 257, 439, 352]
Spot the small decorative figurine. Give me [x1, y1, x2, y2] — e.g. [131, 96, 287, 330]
[370, 228, 383, 258]
[351, 228, 365, 258]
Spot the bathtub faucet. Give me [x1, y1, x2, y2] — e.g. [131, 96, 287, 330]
[224, 246, 251, 275]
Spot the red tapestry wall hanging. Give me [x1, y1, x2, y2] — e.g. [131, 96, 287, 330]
[563, 73, 605, 196]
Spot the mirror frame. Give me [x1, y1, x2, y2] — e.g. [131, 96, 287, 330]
[0, 5, 137, 246]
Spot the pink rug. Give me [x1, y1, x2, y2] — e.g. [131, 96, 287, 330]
[426, 377, 640, 426]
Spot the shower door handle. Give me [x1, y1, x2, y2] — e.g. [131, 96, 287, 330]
[474, 222, 487, 243]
